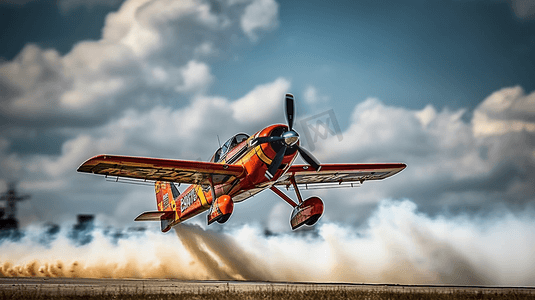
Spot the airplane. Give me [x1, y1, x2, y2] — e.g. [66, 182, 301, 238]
[77, 94, 406, 232]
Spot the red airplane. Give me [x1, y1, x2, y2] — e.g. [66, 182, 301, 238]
[77, 94, 406, 232]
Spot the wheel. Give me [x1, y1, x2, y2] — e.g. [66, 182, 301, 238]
[305, 214, 321, 226]
[217, 214, 231, 224]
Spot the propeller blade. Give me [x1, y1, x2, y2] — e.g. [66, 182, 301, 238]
[285, 94, 295, 131]
[297, 145, 321, 171]
[265, 146, 287, 179]
[251, 136, 284, 146]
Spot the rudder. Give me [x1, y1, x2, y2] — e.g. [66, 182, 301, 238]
[155, 181, 180, 212]
[155, 181, 181, 232]
[134, 181, 181, 232]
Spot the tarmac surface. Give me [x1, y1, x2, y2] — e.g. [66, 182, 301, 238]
[1, 277, 534, 296]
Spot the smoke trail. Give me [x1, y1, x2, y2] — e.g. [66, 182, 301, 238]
[1, 199, 534, 285]
[173, 223, 272, 280]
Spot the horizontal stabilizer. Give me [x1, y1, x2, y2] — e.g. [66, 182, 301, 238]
[134, 211, 173, 221]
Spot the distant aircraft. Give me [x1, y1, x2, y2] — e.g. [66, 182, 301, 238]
[77, 94, 406, 232]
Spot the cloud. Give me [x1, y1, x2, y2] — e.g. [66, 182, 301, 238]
[0, 0, 283, 226]
[0, 76, 289, 225]
[240, 0, 279, 41]
[302, 85, 329, 104]
[0, 139, 23, 183]
[308, 88, 535, 219]
[0, 0, 280, 130]
[2, 73, 534, 229]
[0, 0, 283, 194]
[173, 60, 213, 94]
[509, 0, 535, 20]
[28, 76, 290, 172]
[0, 45, 66, 117]
[231, 77, 290, 124]
[472, 86, 535, 137]
[2, 83, 534, 227]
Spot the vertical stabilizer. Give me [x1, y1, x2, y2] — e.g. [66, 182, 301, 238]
[155, 181, 179, 212]
[154, 181, 181, 232]
[170, 182, 180, 199]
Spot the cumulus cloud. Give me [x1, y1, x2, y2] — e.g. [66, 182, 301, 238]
[231, 77, 290, 124]
[11, 83, 534, 229]
[240, 0, 279, 41]
[29, 76, 289, 170]
[0, 0, 283, 226]
[0, 0, 280, 130]
[472, 86, 535, 137]
[1, 76, 289, 225]
[509, 0, 535, 20]
[2, 82, 534, 227]
[302, 85, 329, 104]
[0, 45, 66, 117]
[308, 87, 535, 220]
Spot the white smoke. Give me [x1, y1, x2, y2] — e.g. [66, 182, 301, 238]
[1, 199, 534, 286]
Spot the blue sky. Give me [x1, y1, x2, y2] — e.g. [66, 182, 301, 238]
[1, 0, 535, 285]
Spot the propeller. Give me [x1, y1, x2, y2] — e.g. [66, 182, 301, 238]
[253, 93, 321, 179]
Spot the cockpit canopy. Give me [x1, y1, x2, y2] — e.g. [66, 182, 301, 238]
[211, 133, 249, 162]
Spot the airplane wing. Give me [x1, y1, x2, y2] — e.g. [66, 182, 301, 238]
[275, 163, 406, 187]
[77, 155, 245, 185]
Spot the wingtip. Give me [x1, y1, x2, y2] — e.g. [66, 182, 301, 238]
[76, 164, 92, 173]
[76, 154, 112, 173]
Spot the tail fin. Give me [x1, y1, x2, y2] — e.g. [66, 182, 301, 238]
[155, 181, 180, 212]
[135, 181, 180, 233]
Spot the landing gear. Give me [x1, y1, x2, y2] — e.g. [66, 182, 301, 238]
[290, 197, 324, 230]
[206, 174, 234, 225]
[270, 176, 324, 230]
[207, 195, 234, 225]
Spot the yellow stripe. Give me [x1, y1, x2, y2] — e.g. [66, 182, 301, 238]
[236, 147, 256, 164]
[255, 145, 273, 165]
[196, 185, 210, 208]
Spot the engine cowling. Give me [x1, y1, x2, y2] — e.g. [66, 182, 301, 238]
[290, 197, 324, 230]
[207, 195, 234, 225]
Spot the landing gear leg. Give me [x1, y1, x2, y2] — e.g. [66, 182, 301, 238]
[289, 176, 303, 204]
[270, 186, 297, 207]
[269, 175, 302, 207]
[269, 176, 324, 230]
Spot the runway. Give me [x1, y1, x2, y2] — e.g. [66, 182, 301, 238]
[1, 277, 534, 296]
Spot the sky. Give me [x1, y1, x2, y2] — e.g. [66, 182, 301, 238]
[0, 0, 535, 284]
